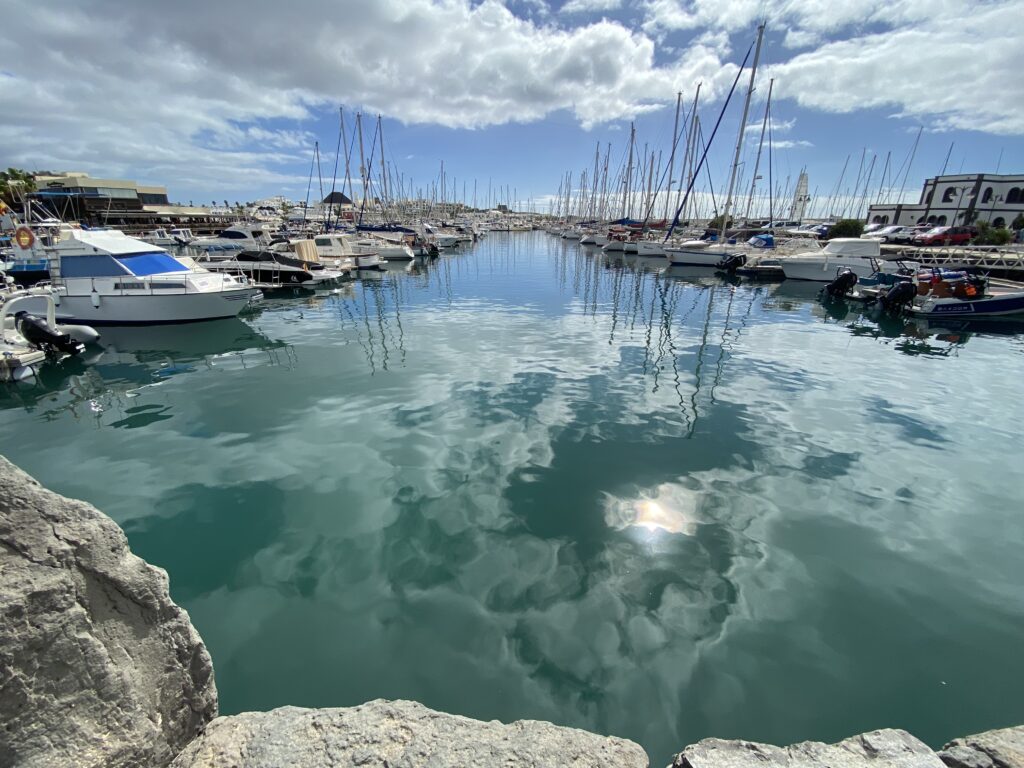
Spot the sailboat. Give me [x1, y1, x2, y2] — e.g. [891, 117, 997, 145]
[666, 25, 765, 267]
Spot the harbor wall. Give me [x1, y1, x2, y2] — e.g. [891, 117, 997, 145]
[1, 454, 1020, 768]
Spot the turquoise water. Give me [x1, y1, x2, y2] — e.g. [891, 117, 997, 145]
[3, 233, 1023, 764]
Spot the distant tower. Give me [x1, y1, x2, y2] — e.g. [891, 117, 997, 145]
[789, 169, 810, 221]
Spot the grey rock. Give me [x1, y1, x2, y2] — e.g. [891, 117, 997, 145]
[0, 455, 217, 768]
[674, 729, 945, 768]
[940, 726, 1024, 768]
[169, 699, 648, 767]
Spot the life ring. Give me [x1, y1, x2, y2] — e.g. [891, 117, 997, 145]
[14, 226, 35, 250]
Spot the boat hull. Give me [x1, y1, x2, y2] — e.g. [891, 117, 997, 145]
[665, 248, 732, 267]
[912, 293, 1024, 317]
[23, 289, 255, 325]
[781, 257, 897, 282]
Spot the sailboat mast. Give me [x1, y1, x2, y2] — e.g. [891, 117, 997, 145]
[719, 22, 764, 240]
[678, 84, 701, 224]
[378, 115, 388, 205]
[622, 122, 635, 219]
[356, 113, 367, 211]
[744, 77, 773, 222]
[663, 91, 682, 221]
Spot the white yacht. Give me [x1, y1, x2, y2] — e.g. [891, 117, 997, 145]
[778, 239, 917, 282]
[16, 228, 255, 324]
[579, 232, 608, 246]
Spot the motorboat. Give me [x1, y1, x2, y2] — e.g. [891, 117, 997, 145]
[14, 228, 255, 324]
[778, 239, 917, 282]
[631, 239, 665, 257]
[908, 272, 1024, 318]
[311, 234, 383, 270]
[194, 249, 343, 288]
[191, 224, 271, 252]
[1, 292, 97, 381]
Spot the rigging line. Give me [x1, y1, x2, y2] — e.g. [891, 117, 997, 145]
[664, 37, 754, 241]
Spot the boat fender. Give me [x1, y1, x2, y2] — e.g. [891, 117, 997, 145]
[824, 269, 858, 298]
[13, 311, 86, 356]
[59, 323, 100, 345]
[91, 290, 101, 308]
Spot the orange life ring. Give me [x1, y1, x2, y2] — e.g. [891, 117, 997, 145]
[14, 226, 35, 250]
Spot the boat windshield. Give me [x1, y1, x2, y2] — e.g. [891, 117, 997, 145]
[116, 253, 190, 276]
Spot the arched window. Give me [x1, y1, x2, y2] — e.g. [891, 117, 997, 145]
[982, 187, 993, 203]
[937, 215, 948, 225]
[927, 215, 937, 224]
[917, 216, 926, 224]
[882, 215, 889, 224]
[993, 217, 1006, 228]
[1008, 188, 1022, 204]
[872, 215, 882, 223]
[925, 191, 933, 205]
[942, 187, 956, 203]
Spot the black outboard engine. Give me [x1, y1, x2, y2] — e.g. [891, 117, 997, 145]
[877, 281, 917, 313]
[428, 244, 440, 258]
[717, 253, 747, 273]
[825, 269, 858, 298]
[14, 311, 85, 357]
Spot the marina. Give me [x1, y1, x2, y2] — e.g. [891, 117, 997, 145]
[3, 232, 1024, 763]
[4, 3, 1024, 766]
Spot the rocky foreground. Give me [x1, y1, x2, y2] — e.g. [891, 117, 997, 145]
[1, 454, 1021, 768]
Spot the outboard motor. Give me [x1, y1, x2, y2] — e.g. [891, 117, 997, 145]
[877, 281, 917, 313]
[824, 269, 858, 298]
[428, 244, 440, 258]
[14, 311, 86, 357]
[717, 253, 747, 274]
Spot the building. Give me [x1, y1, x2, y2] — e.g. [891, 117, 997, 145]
[867, 173, 1024, 228]
[28, 172, 230, 234]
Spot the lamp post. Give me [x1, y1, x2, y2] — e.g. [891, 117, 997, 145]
[950, 185, 972, 235]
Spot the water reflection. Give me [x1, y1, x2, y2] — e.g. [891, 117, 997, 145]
[3, 233, 1024, 765]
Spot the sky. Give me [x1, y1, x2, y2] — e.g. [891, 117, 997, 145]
[2, 0, 1023, 213]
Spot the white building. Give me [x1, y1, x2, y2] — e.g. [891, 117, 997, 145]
[867, 173, 1024, 228]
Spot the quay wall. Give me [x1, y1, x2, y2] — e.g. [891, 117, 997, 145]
[1, 454, 1021, 768]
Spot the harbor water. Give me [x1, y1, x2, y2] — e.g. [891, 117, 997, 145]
[2, 232, 1023, 763]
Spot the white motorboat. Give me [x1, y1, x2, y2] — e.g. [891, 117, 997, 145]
[779, 239, 917, 282]
[311, 234, 383, 270]
[16, 228, 255, 324]
[140, 228, 180, 247]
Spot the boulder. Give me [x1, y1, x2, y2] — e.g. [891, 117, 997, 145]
[674, 729, 945, 768]
[169, 699, 648, 767]
[940, 726, 1024, 768]
[0, 456, 217, 768]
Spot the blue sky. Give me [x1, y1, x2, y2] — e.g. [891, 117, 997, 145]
[2, 0, 1022, 212]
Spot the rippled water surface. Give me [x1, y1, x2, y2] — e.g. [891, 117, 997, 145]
[3, 233, 1024, 763]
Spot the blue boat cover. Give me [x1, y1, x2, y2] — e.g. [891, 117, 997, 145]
[117, 253, 190, 276]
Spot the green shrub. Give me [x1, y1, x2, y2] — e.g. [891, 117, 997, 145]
[827, 219, 864, 239]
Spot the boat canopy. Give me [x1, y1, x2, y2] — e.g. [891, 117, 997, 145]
[59, 252, 189, 277]
[823, 238, 880, 257]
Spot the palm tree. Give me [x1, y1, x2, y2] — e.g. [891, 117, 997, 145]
[0, 168, 36, 205]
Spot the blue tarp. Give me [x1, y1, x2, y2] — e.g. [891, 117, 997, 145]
[117, 253, 189, 276]
[609, 218, 643, 226]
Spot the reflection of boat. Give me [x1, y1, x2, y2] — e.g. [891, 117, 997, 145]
[97, 317, 283, 360]
[664, 265, 724, 283]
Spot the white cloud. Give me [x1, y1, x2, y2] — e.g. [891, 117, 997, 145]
[561, 0, 623, 13]
[642, 0, 1024, 136]
[0, 0, 732, 196]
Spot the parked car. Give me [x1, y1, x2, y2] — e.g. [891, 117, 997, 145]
[912, 226, 975, 246]
[891, 226, 929, 244]
[863, 222, 886, 235]
[862, 225, 905, 242]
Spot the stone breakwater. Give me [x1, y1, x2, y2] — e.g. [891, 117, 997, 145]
[1, 454, 1021, 768]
